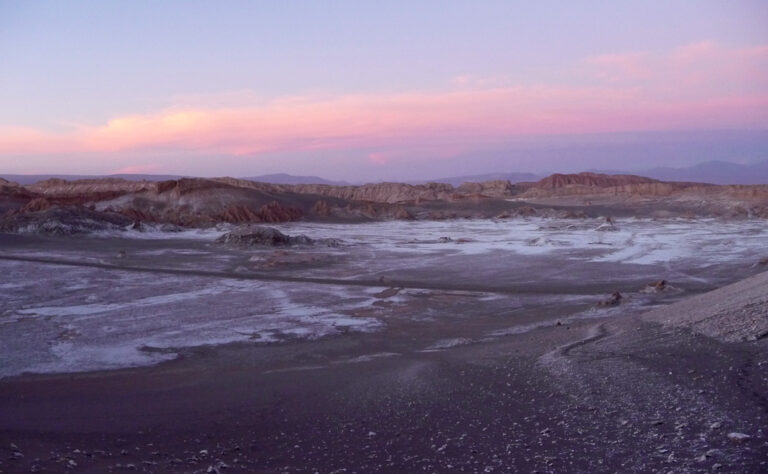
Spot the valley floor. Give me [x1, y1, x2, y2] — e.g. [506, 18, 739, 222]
[0, 218, 766, 473]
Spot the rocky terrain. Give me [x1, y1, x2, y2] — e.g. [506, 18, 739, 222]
[1, 200, 766, 472]
[2, 172, 768, 234]
[643, 270, 768, 342]
[215, 225, 343, 248]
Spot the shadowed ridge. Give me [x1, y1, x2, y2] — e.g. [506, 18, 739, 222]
[534, 172, 660, 189]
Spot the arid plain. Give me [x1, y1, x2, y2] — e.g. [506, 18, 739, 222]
[1, 173, 767, 473]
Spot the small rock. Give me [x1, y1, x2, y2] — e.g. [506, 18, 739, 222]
[642, 279, 669, 293]
[706, 449, 724, 458]
[709, 421, 722, 430]
[373, 288, 401, 299]
[597, 291, 623, 307]
[726, 432, 751, 443]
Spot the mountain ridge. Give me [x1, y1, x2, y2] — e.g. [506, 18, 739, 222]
[4, 159, 768, 187]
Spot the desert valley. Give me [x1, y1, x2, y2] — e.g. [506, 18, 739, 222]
[0, 172, 767, 472]
[3, 2, 768, 472]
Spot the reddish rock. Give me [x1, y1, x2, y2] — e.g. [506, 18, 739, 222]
[597, 291, 623, 307]
[535, 172, 659, 189]
[311, 200, 331, 217]
[517, 206, 537, 217]
[156, 178, 226, 196]
[256, 201, 303, 222]
[392, 206, 414, 220]
[21, 197, 52, 213]
[219, 205, 260, 223]
[120, 207, 157, 222]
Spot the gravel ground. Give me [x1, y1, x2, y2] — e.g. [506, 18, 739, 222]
[1, 236, 767, 473]
[643, 270, 768, 342]
[1, 310, 767, 473]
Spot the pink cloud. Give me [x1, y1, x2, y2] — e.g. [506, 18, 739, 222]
[1, 41, 766, 165]
[585, 41, 768, 100]
[0, 126, 81, 155]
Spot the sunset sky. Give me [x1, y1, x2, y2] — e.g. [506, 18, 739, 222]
[1, 1, 767, 180]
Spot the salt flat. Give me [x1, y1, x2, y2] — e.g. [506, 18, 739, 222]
[1, 217, 765, 379]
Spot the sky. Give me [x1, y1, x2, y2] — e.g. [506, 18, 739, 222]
[1, 0, 767, 181]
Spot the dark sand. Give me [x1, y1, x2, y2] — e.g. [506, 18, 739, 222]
[0, 233, 767, 473]
[2, 310, 767, 472]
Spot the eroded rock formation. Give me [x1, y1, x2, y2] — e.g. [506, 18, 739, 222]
[215, 225, 342, 248]
[1, 172, 767, 234]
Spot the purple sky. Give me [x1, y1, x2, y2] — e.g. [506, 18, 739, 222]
[1, 1, 767, 180]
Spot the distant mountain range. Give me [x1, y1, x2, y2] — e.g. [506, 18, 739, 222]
[415, 172, 541, 186]
[1, 172, 349, 186]
[0, 174, 186, 185]
[2, 160, 767, 186]
[638, 160, 768, 185]
[240, 173, 350, 186]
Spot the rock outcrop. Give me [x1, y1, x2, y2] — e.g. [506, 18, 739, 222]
[597, 291, 624, 307]
[218, 202, 303, 223]
[215, 225, 342, 248]
[215, 178, 521, 204]
[311, 200, 332, 217]
[1, 172, 767, 232]
[534, 172, 659, 189]
[0, 206, 133, 236]
[0, 178, 38, 213]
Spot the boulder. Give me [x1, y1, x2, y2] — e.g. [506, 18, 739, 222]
[215, 225, 342, 248]
[216, 226, 293, 247]
[643, 280, 668, 292]
[597, 291, 623, 307]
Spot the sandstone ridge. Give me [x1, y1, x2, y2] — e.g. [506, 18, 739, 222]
[1, 172, 766, 232]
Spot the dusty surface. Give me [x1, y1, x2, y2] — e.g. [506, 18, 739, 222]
[0, 219, 767, 473]
[1, 312, 766, 473]
[643, 270, 768, 342]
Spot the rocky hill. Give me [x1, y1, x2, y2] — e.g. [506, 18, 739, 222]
[0, 177, 37, 214]
[523, 172, 766, 199]
[2, 172, 768, 233]
[533, 172, 659, 189]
